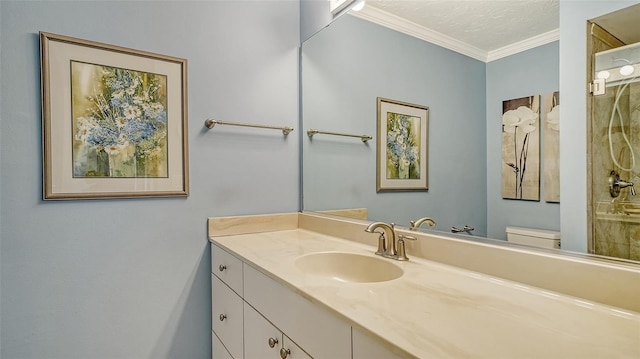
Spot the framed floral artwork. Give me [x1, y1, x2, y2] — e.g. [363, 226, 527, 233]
[376, 97, 429, 192]
[40, 32, 189, 199]
[501, 95, 540, 201]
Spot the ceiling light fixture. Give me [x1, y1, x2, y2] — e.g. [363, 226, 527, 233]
[612, 58, 635, 77]
[620, 64, 635, 76]
[597, 70, 610, 79]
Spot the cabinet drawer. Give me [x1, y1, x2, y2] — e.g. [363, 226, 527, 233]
[212, 243, 243, 295]
[243, 264, 351, 359]
[212, 274, 243, 359]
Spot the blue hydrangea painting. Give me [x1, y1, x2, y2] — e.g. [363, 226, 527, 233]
[71, 61, 168, 178]
[386, 112, 420, 179]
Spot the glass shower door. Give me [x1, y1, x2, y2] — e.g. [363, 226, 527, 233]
[592, 41, 640, 261]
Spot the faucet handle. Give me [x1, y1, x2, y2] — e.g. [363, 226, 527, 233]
[451, 225, 475, 234]
[398, 234, 417, 241]
[396, 235, 416, 261]
[609, 170, 637, 197]
[396, 239, 409, 261]
[375, 232, 386, 255]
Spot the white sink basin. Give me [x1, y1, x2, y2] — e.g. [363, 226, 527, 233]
[295, 252, 403, 283]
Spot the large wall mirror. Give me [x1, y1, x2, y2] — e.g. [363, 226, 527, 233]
[301, 1, 640, 265]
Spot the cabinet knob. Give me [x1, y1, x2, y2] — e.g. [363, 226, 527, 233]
[279, 348, 291, 359]
[268, 337, 279, 348]
[219, 314, 227, 321]
[218, 264, 227, 272]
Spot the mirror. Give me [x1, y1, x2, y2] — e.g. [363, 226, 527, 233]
[301, 1, 640, 264]
[301, 6, 552, 239]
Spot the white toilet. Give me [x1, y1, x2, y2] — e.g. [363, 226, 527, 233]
[506, 226, 561, 249]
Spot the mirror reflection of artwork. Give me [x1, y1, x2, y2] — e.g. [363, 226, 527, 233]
[377, 97, 428, 192]
[501, 95, 541, 200]
[544, 91, 560, 203]
[386, 112, 420, 180]
[71, 61, 168, 178]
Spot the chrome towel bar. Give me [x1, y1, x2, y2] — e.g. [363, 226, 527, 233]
[307, 129, 372, 143]
[204, 119, 293, 135]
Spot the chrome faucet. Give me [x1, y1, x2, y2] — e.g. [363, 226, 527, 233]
[364, 222, 416, 260]
[409, 217, 436, 230]
[365, 222, 396, 256]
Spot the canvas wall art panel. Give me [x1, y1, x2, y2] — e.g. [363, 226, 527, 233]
[543, 91, 560, 203]
[501, 95, 540, 201]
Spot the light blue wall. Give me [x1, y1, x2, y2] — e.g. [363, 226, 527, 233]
[0, 1, 299, 357]
[486, 42, 560, 240]
[559, 0, 640, 252]
[303, 15, 488, 234]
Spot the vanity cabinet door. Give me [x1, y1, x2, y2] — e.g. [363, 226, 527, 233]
[352, 326, 404, 359]
[281, 335, 312, 359]
[244, 301, 313, 359]
[211, 243, 243, 296]
[243, 263, 351, 359]
[244, 302, 282, 358]
[212, 331, 233, 359]
[212, 274, 244, 359]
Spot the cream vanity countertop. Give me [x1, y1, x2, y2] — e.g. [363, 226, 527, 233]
[209, 216, 640, 358]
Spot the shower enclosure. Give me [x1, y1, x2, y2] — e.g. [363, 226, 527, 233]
[590, 22, 640, 261]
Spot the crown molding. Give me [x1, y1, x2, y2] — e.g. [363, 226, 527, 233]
[349, 5, 487, 62]
[486, 29, 560, 62]
[349, 6, 559, 63]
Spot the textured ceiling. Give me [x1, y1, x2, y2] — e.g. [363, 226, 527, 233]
[365, 0, 559, 52]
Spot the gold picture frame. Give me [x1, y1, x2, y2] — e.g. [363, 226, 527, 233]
[40, 32, 189, 199]
[376, 97, 429, 192]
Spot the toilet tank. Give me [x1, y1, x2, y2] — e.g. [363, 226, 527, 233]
[506, 226, 560, 249]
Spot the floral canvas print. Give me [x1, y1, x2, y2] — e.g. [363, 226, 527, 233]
[72, 62, 168, 178]
[501, 95, 541, 201]
[543, 91, 560, 203]
[377, 98, 428, 192]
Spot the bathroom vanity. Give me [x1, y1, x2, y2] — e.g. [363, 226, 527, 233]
[208, 212, 640, 359]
